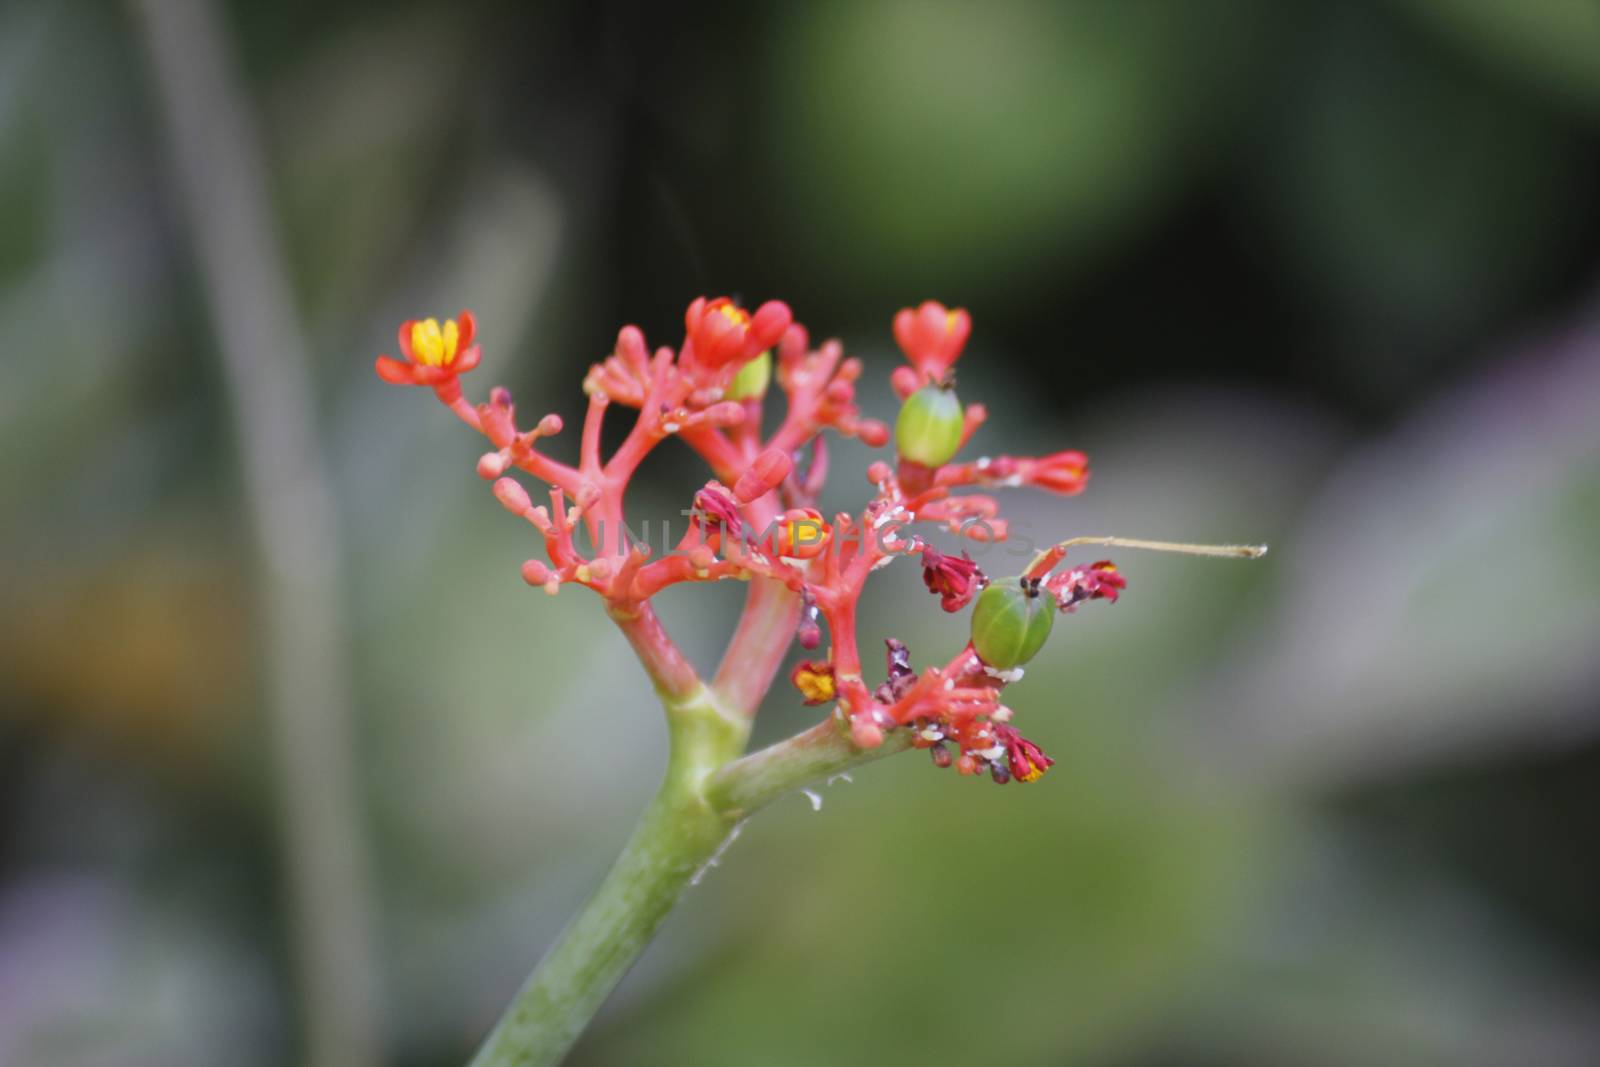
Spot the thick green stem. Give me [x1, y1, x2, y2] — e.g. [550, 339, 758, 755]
[468, 693, 919, 1065]
[468, 687, 747, 1067]
[706, 714, 913, 820]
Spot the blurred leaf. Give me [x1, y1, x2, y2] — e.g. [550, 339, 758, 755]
[0, 530, 251, 765]
[1185, 307, 1600, 786]
[0, 875, 275, 1067]
[768, 0, 1262, 302]
[265, 8, 477, 330]
[1253, 3, 1591, 386]
[582, 754, 1271, 1067]
[1393, 0, 1600, 115]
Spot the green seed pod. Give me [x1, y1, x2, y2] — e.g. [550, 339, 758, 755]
[970, 577, 1054, 669]
[725, 349, 773, 401]
[894, 384, 964, 467]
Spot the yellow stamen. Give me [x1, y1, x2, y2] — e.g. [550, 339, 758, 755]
[441, 318, 460, 363]
[793, 666, 836, 704]
[410, 316, 461, 367]
[1018, 763, 1046, 783]
[789, 518, 823, 548]
[717, 303, 751, 328]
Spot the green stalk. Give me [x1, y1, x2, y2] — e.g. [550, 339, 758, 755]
[467, 687, 746, 1067]
[467, 694, 906, 1065]
[705, 714, 912, 820]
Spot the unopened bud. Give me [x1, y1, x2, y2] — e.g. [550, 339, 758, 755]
[857, 419, 891, 449]
[494, 477, 533, 515]
[734, 448, 793, 502]
[478, 452, 510, 479]
[851, 720, 884, 749]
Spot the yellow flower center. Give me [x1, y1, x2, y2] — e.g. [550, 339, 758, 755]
[411, 317, 461, 367]
[1017, 762, 1047, 783]
[792, 665, 836, 704]
[717, 303, 751, 329]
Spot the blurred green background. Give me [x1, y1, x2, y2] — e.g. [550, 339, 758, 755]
[4, 1, 1600, 1065]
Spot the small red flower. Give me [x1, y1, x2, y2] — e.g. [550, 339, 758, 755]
[994, 723, 1053, 783]
[935, 450, 1090, 497]
[691, 484, 745, 540]
[374, 311, 482, 386]
[892, 300, 971, 384]
[764, 507, 831, 560]
[1024, 450, 1091, 495]
[683, 297, 792, 372]
[1045, 560, 1126, 612]
[920, 546, 985, 612]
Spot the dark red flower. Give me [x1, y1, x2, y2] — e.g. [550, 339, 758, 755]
[691, 484, 744, 540]
[873, 638, 919, 703]
[920, 546, 985, 612]
[994, 723, 1053, 783]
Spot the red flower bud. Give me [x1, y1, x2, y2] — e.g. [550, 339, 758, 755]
[493, 477, 533, 516]
[733, 448, 793, 502]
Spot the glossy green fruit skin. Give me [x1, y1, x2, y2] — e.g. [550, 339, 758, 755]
[970, 579, 1054, 669]
[726, 350, 773, 400]
[894, 384, 964, 467]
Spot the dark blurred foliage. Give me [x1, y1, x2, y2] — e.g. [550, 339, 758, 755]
[4, 1, 1600, 1065]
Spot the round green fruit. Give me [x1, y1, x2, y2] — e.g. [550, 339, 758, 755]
[894, 384, 964, 467]
[970, 577, 1054, 669]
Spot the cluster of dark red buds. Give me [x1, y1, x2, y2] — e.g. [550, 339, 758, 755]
[375, 296, 1196, 787]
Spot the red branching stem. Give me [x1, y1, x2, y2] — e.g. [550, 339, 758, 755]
[679, 426, 744, 484]
[377, 296, 1163, 779]
[509, 448, 583, 499]
[712, 577, 803, 717]
[579, 392, 608, 476]
[819, 593, 864, 683]
[606, 601, 702, 702]
[438, 388, 484, 433]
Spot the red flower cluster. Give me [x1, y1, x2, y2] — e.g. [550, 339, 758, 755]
[376, 296, 1146, 786]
